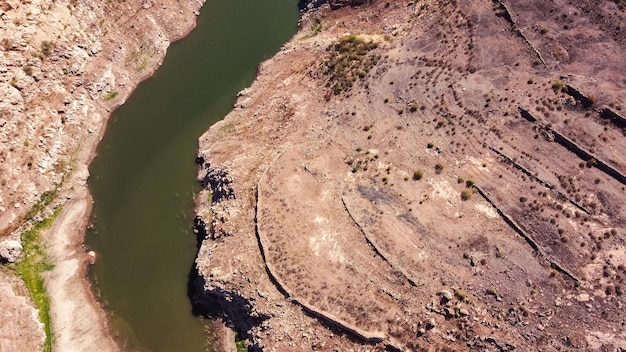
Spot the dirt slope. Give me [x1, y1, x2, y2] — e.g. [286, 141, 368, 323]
[194, 0, 626, 350]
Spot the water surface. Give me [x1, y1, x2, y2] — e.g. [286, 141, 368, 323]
[86, 1, 299, 351]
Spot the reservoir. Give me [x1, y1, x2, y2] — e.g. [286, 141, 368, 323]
[86, 1, 299, 351]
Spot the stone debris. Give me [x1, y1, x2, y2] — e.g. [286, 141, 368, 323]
[0, 239, 22, 263]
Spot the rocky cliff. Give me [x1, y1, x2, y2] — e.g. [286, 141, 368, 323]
[0, 0, 204, 350]
[194, 0, 626, 350]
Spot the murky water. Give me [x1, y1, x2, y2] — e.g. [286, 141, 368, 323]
[86, 1, 298, 350]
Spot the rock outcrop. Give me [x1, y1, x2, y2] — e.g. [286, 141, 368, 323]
[0, 239, 21, 262]
[0, 0, 206, 350]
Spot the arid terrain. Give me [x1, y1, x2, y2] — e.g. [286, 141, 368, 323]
[0, 0, 204, 351]
[1, 0, 626, 351]
[194, 0, 626, 351]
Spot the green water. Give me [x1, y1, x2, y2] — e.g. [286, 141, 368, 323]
[86, 1, 298, 351]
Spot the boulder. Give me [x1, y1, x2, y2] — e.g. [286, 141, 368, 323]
[0, 240, 22, 263]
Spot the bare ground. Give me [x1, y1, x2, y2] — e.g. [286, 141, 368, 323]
[195, 0, 626, 350]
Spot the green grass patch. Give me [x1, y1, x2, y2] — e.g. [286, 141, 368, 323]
[235, 333, 247, 352]
[14, 206, 62, 352]
[103, 91, 118, 101]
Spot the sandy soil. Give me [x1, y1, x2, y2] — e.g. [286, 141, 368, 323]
[40, 173, 120, 352]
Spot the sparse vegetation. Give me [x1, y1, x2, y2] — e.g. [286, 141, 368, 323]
[409, 102, 419, 112]
[552, 80, 564, 91]
[235, 333, 247, 352]
[454, 289, 467, 301]
[435, 162, 444, 172]
[324, 34, 379, 95]
[41, 40, 53, 56]
[586, 94, 597, 106]
[465, 178, 475, 188]
[460, 189, 472, 201]
[12, 207, 62, 352]
[1, 38, 12, 51]
[413, 169, 423, 180]
[23, 65, 33, 76]
[103, 91, 118, 101]
[427, 141, 434, 149]
[310, 17, 322, 35]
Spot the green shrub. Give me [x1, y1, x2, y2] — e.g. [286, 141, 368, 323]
[461, 189, 472, 201]
[552, 80, 564, 91]
[103, 91, 118, 101]
[41, 40, 53, 56]
[324, 34, 379, 95]
[413, 169, 423, 180]
[23, 65, 33, 76]
[454, 289, 467, 301]
[465, 178, 475, 187]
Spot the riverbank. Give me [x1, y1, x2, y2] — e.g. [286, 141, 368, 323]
[0, 0, 205, 350]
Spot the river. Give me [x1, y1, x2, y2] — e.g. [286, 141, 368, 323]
[86, 1, 299, 351]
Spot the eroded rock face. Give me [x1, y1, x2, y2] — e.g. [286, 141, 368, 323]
[0, 0, 204, 236]
[328, 0, 369, 9]
[0, 239, 21, 262]
[0, 0, 205, 351]
[194, 0, 626, 350]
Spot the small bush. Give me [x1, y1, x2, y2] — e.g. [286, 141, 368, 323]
[413, 169, 423, 180]
[41, 40, 53, 56]
[527, 77, 535, 84]
[23, 65, 33, 76]
[457, 176, 464, 184]
[103, 91, 118, 101]
[1, 38, 12, 51]
[552, 80, 564, 91]
[586, 94, 597, 106]
[461, 189, 472, 201]
[586, 158, 597, 168]
[539, 26, 549, 34]
[409, 102, 419, 112]
[427, 141, 434, 149]
[454, 289, 467, 301]
[435, 162, 444, 171]
[465, 178, 475, 187]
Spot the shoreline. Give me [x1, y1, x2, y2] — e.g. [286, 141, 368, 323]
[36, 2, 208, 351]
